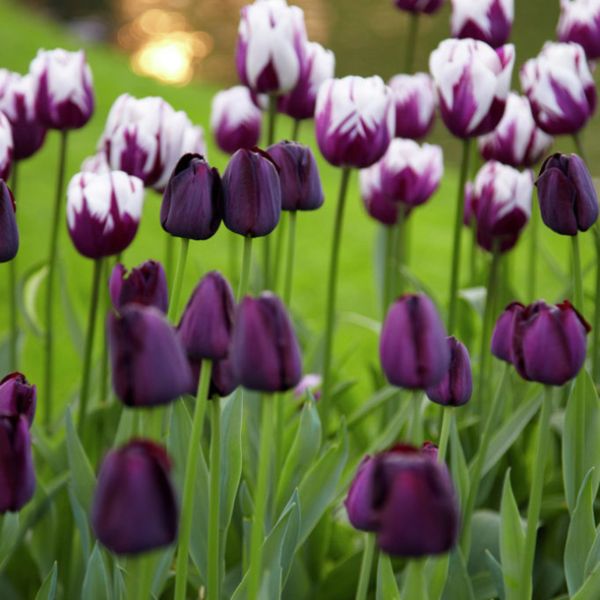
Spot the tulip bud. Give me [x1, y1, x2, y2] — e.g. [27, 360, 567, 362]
[293, 373, 322, 400]
[393, 0, 445, 14]
[231, 293, 302, 393]
[0, 112, 13, 181]
[380, 294, 450, 389]
[359, 163, 404, 226]
[109, 261, 168, 313]
[66, 171, 144, 259]
[535, 153, 599, 236]
[557, 0, 600, 60]
[29, 49, 94, 130]
[521, 42, 596, 135]
[92, 439, 178, 555]
[0, 373, 36, 426]
[425, 337, 472, 406]
[315, 76, 395, 169]
[222, 147, 281, 237]
[267, 141, 324, 211]
[491, 301, 525, 363]
[430, 39, 514, 138]
[108, 305, 193, 407]
[451, 0, 514, 48]
[211, 86, 262, 154]
[160, 154, 222, 240]
[188, 356, 239, 399]
[388, 73, 436, 140]
[0, 180, 18, 262]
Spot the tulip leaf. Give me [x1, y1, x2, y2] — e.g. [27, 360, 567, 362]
[402, 560, 428, 600]
[0, 513, 19, 569]
[81, 544, 110, 600]
[584, 526, 600, 580]
[113, 564, 126, 600]
[34, 562, 57, 600]
[19, 261, 47, 337]
[572, 562, 600, 600]
[485, 550, 505, 600]
[65, 409, 96, 515]
[442, 548, 475, 600]
[376, 553, 400, 600]
[425, 555, 449, 600]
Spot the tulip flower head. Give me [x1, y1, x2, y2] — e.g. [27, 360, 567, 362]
[388, 73, 436, 140]
[0, 180, 18, 262]
[0, 372, 36, 426]
[360, 162, 404, 226]
[0, 112, 13, 182]
[491, 301, 525, 363]
[451, 0, 514, 48]
[393, 0, 445, 14]
[557, 0, 600, 60]
[425, 336, 472, 406]
[109, 261, 169, 313]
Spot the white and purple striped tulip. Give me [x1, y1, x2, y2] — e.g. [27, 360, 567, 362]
[479, 93, 553, 168]
[430, 39, 514, 139]
[394, 0, 445, 14]
[236, 0, 307, 95]
[29, 49, 94, 131]
[66, 171, 144, 260]
[520, 42, 596, 135]
[360, 162, 403, 226]
[558, 0, 600, 60]
[0, 112, 13, 182]
[451, 0, 514, 48]
[388, 73, 436, 140]
[315, 76, 395, 169]
[278, 41, 335, 121]
[81, 152, 110, 175]
[211, 86, 262, 154]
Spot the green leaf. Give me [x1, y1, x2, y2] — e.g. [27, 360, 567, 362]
[584, 526, 600, 580]
[442, 548, 475, 600]
[81, 544, 111, 600]
[376, 554, 400, 600]
[0, 514, 19, 568]
[402, 560, 428, 600]
[485, 550, 505, 600]
[572, 562, 600, 600]
[425, 555, 449, 600]
[34, 562, 57, 600]
[19, 261, 47, 337]
[65, 409, 96, 513]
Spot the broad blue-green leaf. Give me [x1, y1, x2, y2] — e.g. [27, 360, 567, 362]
[151, 548, 175, 599]
[113, 564, 125, 600]
[450, 419, 469, 506]
[376, 554, 400, 600]
[572, 562, 600, 600]
[499, 470, 524, 600]
[65, 409, 96, 513]
[69, 488, 92, 560]
[34, 562, 57, 600]
[81, 544, 111, 600]
[442, 548, 475, 600]
[485, 550, 505, 600]
[402, 560, 428, 600]
[19, 262, 47, 337]
[425, 555, 449, 600]
[584, 526, 600, 580]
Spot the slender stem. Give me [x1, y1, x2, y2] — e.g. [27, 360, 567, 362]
[469, 216, 478, 285]
[447, 138, 472, 335]
[263, 236, 271, 290]
[129, 555, 154, 600]
[437, 408, 453, 463]
[229, 231, 239, 288]
[271, 214, 287, 293]
[593, 227, 600, 383]
[571, 235, 584, 311]
[247, 397, 275, 600]
[321, 167, 352, 433]
[528, 201, 539, 301]
[99, 259, 111, 404]
[519, 386, 553, 600]
[410, 392, 422, 445]
[238, 236, 253, 300]
[208, 398, 222, 600]
[8, 162, 19, 371]
[355, 533, 375, 600]
[395, 207, 406, 297]
[168, 238, 189, 323]
[283, 211, 297, 305]
[267, 94, 277, 147]
[404, 13, 419, 73]
[165, 234, 175, 290]
[382, 225, 393, 317]
[44, 130, 68, 430]
[77, 258, 104, 435]
[291, 119, 301, 141]
[573, 133, 588, 163]
[174, 359, 213, 600]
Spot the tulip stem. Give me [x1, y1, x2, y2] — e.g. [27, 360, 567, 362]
[321, 167, 352, 434]
[469, 216, 478, 285]
[447, 138, 472, 335]
[519, 386, 552, 600]
[395, 207, 406, 296]
[99, 259, 111, 404]
[272, 214, 287, 292]
[165, 233, 175, 289]
[283, 211, 297, 305]
[44, 129, 69, 430]
[573, 133, 588, 164]
[528, 201, 539, 301]
[355, 533, 375, 600]
[571, 235, 584, 311]
[247, 396, 275, 600]
[382, 225, 394, 315]
[238, 236, 253, 300]
[593, 227, 600, 383]
[208, 398, 222, 600]
[291, 118, 301, 141]
[410, 392, 422, 445]
[437, 408, 453, 463]
[77, 258, 104, 436]
[174, 359, 213, 600]
[404, 13, 419, 73]
[8, 161, 19, 371]
[168, 238, 189, 323]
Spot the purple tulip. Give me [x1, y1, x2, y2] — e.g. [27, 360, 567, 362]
[109, 261, 169, 313]
[315, 76, 395, 169]
[66, 171, 144, 260]
[0, 112, 13, 182]
[231, 293, 302, 393]
[211, 86, 262, 154]
[491, 301, 525, 363]
[29, 49, 94, 130]
[267, 141, 324, 211]
[380, 294, 450, 389]
[393, 0, 445, 14]
[222, 147, 281, 237]
[388, 73, 436, 140]
[451, 0, 514, 48]
[92, 439, 178, 555]
[0, 373, 36, 426]
[188, 356, 239, 399]
[360, 163, 405, 226]
[426, 337, 472, 406]
[429, 39, 514, 138]
[535, 153, 599, 236]
[479, 93, 553, 168]
[521, 42, 596, 135]
[108, 305, 193, 407]
[557, 0, 600, 60]
[0, 180, 18, 262]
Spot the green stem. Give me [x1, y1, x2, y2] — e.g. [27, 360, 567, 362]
[321, 167, 352, 433]
[283, 211, 297, 305]
[174, 359, 213, 600]
[395, 207, 406, 297]
[404, 13, 419, 72]
[128, 555, 154, 600]
[238, 236, 253, 300]
[437, 408, 453, 463]
[8, 161, 19, 371]
[208, 398, 222, 600]
[410, 391, 422, 445]
[382, 225, 393, 316]
[229, 231, 239, 288]
[168, 238, 189, 323]
[44, 129, 68, 430]
[291, 118, 301, 141]
[267, 94, 278, 146]
[247, 396, 275, 600]
[355, 533, 375, 600]
[263, 235, 271, 290]
[99, 259, 111, 404]
[447, 138, 472, 335]
[271, 213, 287, 293]
[469, 216, 478, 285]
[77, 258, 104, 436]
[571, 235, 584, 311]
[165, 234, 175, 290]
[593, 227, 600, 383]
[573, 133, 588, 163]
[528, 201, 539, 301]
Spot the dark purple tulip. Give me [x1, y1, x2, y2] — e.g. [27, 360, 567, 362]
[222, 147, 281, 237]
[188, 356, 239, 399]
[0, 373, 36, 426]
[380, 294, 450, 390]
[231, 293, 302, 393]
[0, 180, 18, 262]
[536, 153, 599, 236]
[92, 439, 178, 555]
[178, 272, 235, 361]
[491, 302, 525, 363]
[558, 0, 600, 60]
[108, 305, 193, 407]
[394, 0, 445, 14]
[109, 261, 168, 313]
[451, 0, 514, 48]
[267, 141, 324, 211]
[426, 337, 472, 407]
[160, 154, 222, 240]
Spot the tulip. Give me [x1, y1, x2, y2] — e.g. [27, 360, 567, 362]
[359, 163, 403, 226]
[0, 180, 18, 262]
[231, 293, 302, 392]
[211, 86, 262, 154]
[380, 293, 450, 389]
[557, 0, 600, 60]
[535, 153, 599, 236]
[29, 49, 94, 130]
[388, 73, 436, 140]
[267, 141, 324, 211]
[66, 171, 144, 260]
[491, 301, 525, 363]
[109, 261, 169, 313]
[92, 439, 178, 555]
[393, 0, 445, 13]
[521, 42, 596, 135]
[0, 372, 36, 426]
[478, 93, 553, 168]
[425, 336, 472, 406]
[315, 76, 395, 169]
[222, 147, 281, 237]
[108, 305, 193, 407]
[451, 0, 514, 48]
[0, 112, 13, 182]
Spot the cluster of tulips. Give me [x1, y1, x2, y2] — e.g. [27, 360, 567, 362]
[1, 0, 600, 598]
